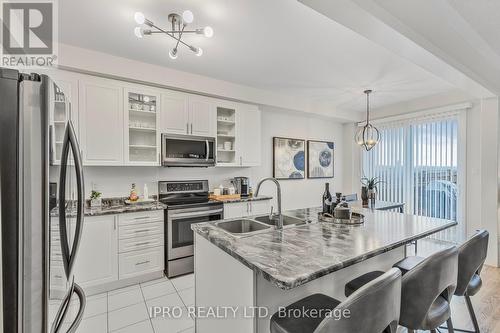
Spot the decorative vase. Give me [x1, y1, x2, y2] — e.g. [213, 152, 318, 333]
[90, 197, 102, 208]
[368, 188, 376, 205]
[361, 186, 369, 205]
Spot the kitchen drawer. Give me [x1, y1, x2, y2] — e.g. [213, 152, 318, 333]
[118, 210, 163, 226]
[119, 234, 164, 253]
[119, 246, 164, 280]
[119, 221, 163, 240]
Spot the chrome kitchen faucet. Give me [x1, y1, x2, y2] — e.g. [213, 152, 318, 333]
[255, 178, 283, 230]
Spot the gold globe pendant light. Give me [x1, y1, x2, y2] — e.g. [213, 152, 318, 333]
[355, 89, 380, 151]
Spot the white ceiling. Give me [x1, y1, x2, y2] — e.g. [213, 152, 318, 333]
[58, 0, 456, 114]
[448, 0, 500, 59]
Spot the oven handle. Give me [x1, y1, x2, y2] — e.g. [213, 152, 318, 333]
[170, 208, 223, 219]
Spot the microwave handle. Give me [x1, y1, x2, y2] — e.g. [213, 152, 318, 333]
[205, 140, 209, 161]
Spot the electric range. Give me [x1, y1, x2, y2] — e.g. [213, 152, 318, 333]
[158, 180, 223, 277]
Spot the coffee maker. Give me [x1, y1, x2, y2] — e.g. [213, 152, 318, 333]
[233, 177, 250, 197]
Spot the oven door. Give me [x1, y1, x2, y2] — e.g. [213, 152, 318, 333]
[167, 205, 223, 260]
[162, 133, 216, 167]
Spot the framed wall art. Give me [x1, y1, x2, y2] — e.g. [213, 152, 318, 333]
[307, 140, 334, 178]
[273, 137, 305, 179]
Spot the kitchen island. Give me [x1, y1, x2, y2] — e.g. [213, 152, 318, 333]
[192, 206, 457, 333]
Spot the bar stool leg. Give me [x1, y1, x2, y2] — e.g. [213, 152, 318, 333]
[465, 294, 480, 332]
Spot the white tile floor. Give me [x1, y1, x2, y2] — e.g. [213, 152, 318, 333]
[72, 273, 195, 333]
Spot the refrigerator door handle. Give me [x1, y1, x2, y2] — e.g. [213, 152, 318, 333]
[58, 120, 85, 279]
[66, 283, 86, 333]
[50, 280, 86, 333]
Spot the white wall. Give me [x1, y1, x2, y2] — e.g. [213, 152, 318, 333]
[252, 106, 344, 210]
[81, 106, 345, 212]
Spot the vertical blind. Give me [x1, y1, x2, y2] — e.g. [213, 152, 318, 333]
[362, 113, 463, 242]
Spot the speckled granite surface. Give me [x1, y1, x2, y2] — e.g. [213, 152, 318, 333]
[192, 206, 457, 290]
[51, 200, 166, 217]
[215, 195, 273, 203]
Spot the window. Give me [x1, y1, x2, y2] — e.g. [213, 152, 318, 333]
[362, 111, 465, 242]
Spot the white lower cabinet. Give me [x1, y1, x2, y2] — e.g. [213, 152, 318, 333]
[119, 246, 164, 280]
[223, 200, 271, 219]
[117, 211, 164, 280]
[249, 200, 271, 215]
[73, 215, 119, 288]
[71, 211, 164, 290]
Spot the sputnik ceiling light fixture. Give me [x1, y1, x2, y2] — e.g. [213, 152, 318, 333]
[355, 89, 380, 151]
[134, 10, 213, 60]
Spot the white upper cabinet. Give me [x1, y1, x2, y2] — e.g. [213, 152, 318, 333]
[160, 91, 215, 137]
[237, 105, 261, 166]
[189, 97, 216, 137]
[216, 102, 261, 167]
[52, 69, 260, 167]
[160, 91, 189, 135]
[124, 87, 161, 165]
[49, 72, 80, 165]
[78, 76, 124, 165]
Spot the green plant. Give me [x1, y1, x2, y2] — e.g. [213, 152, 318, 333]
[361, 176, 383, 191]
[90, 190, 102, 200]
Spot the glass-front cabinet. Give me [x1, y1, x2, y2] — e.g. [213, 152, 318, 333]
[216, 105, 237, 165]
[49, 77, 78, 165]
[124, 88, 160, 165]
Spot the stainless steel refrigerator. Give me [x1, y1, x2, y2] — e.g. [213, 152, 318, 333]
[0, 68, 86, 332]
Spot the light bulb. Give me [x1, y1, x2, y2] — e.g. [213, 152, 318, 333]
[169, 48, 178, 60]
[134, 12, 145, 25]
[203, 26, 213, 38]
[182, 10, 194, 24]
[196, 47, 203, 56]
[134, 27, 143, 38]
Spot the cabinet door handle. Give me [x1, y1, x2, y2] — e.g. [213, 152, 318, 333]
[135, 260, 151, 266]
[133, 216, 150, 220]
[114, 219, 117, 230]
[186, 123, 189, 134]
[240, 156, 242, 165]
[190, 123, 193, 134]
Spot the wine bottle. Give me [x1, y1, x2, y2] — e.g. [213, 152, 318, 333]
[322, 183, 333, 214]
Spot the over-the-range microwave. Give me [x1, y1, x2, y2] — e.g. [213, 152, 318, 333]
[161, 133, 216, 167]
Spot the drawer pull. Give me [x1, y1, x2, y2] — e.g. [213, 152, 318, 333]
[55, 275, 63, 278]
[135, 242, 150, 247]
[135, 260, 151, 266]
[134, 229, 151, 233]
[133, 216, 150, 220]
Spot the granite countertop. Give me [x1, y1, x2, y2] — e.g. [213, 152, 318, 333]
[51, 201, 167, 217]
[214, 195, 273, 203]
[192, 206, 457, 290]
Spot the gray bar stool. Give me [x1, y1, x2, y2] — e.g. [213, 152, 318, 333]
[345, 246, 459, 333]
[270, 268, 402, 333]
[441, 230, 489, 333]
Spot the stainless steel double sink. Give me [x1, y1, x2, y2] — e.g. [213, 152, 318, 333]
[215, 214, 307, 237]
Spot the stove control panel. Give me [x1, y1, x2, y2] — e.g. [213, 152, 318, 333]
[158, 180, 209, 194]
